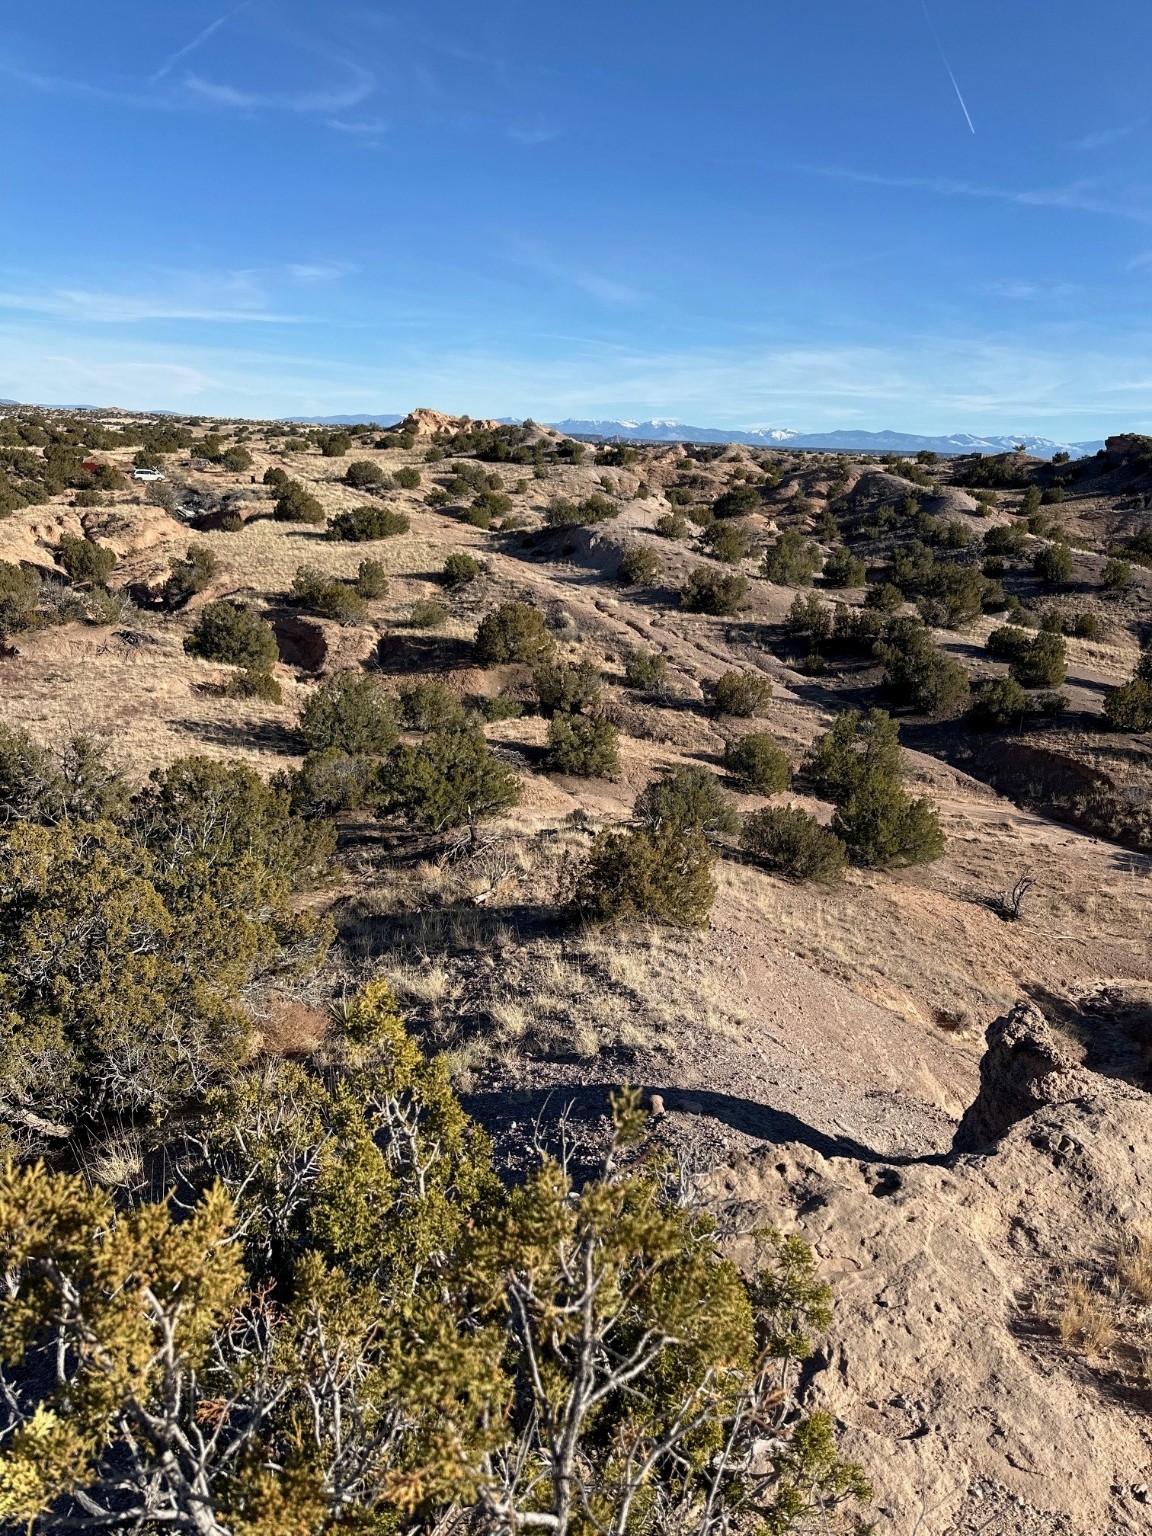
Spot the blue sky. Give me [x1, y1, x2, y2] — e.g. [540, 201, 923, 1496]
[1, 0, 1150, 435]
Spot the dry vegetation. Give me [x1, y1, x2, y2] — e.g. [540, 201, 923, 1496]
[4, 405, 1152, 1534]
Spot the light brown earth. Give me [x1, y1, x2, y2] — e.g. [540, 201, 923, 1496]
[3, 411, 1151, 1534]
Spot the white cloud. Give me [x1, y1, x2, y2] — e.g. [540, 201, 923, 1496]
[980, 279, 1080, 300]
[2, 320, 1152, 438]
[0, 266, 304, 325]
[501, 244, 647, 306]
[183, 62, 375, 115]
[0, 43, 376, 120]
[506, 124, 558, 145]
[327, 116, 388, 136]
[285, 262, 356, 283]
[1075, 118, 1148, 151]
[800, 164, 1152, 226]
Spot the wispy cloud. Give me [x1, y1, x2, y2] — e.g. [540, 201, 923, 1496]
[285, 262, 356, 282]
[4, 322, 1152, 435]
[150, 2, 252, 85]
[1076, 118, 1148, 151]
[327, 116, 388, 137]
[0, 38, 375, 120]
[507, 123, 558, 145]
[980, 279, 1080, 300]
[0, 59, 161, 109]
[183, 61, 375, 114]
[799, 164, 1152, 225]
[10, 351, 218, 403]
[502, 245, 647, 306]
[0, 269, 303, 325]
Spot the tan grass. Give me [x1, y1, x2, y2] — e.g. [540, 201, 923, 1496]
[1057, 1278, 1117, 1356]
[489, 998, 532, 1042]
[1116, 1230, 1152, 1304]
[389, 963, 453, 1007]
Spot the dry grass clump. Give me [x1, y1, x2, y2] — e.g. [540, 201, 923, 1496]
[1056, 1276, 1117, 1357]
[1041, 1232, 1152, 1389]
[1116, 1228, 1152, 1305]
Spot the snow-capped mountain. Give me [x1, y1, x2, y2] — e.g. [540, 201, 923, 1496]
[547, 419, 1105, 460]
[265, 411, 1104, 459]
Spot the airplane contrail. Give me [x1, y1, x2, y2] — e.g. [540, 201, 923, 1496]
[918, 0, 976, 134]
[151, 2, 253, 85]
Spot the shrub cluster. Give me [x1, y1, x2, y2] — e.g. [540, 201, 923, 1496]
[185, 600, 278, 671]
[0, 562, 43, 638]
[475, 602, 555, 665]
[713, 669, 773, 717]
[802, 708, 944, 868]
[1033, 541, 1075, 587]
[299, 672, 399, 754]
[822, 547, 867, 588]
[654, 511, 689, 539]
[762, 529, 821, 587]
[328, 504, 410, 540]
[875, 616, 970, 716]
[1103, 650, 1152, 731]
[740, 805, 847, 881]
[56, 534, 116, 587]
[680, 566, 749, 615]
[409, 598, 449, 627]
[290, 567, 368, 625]
[634, 765, 738, 837]
[545, 493, 620, 528]
[398, 680, 467, 731]
[703, 521, 751, 564]
[0, 753, 332, 1136]
[344, 459, 389, 489]
[618, 544, 661, 585]
[545, 713, 620, 778]
[624, 649, 669, 693]
[356, 558, 389, 598]
[533, 658, 602, 717]
[377, 725, 522, 831]
[162, 543, 219, 609]
[576, 826, 716, 927]
[724, 731, 792, 793]
[443, 551, 482, 586]
[273, 481, 326, 524]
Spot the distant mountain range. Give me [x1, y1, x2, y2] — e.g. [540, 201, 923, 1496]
[0, 401, 1106, 459]
[278, 412, 1103, 459]
[547, 419, 1105, 460]
[283, 414, 404, 427]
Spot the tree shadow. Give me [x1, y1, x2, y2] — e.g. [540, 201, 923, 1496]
[169, 717, 302, 755]
[782, 668, 884, 716]
[1023, 982, 1152, 1089]
[461, 1082, 935, 1166]
[335, 898, 561, 967]
[375, 631, 475, 674]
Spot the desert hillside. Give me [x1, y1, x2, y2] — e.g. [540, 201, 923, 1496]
[2, 405, 1152, 1535]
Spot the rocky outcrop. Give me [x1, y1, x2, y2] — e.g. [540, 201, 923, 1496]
[703, 999, 1152, 1535]
[951, 1002, 1091, 1152]
[398, 408, 504, 438]
[270, 611, 378, 675]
